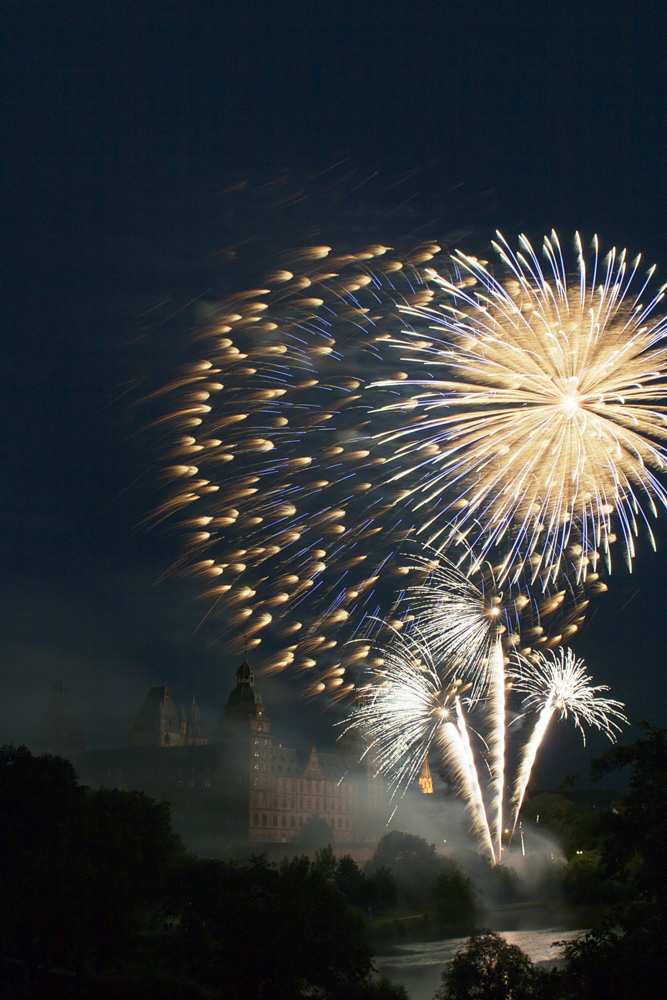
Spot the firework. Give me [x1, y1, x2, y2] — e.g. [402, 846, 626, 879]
[151, 241, 442, 689]
[343, 628, 454, 797]
[507, 647, 627, 834]
[487, 637, 506, 860]
[396, 550, 588, 704]
[449, 696, 496, 861]
[152, 231, 662, 696]
[373, 231, 667, 584]
[344, 626, 496, 857]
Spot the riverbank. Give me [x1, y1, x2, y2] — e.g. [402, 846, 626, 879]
[374, 923, 586, 1000]
[371, 900, 602, 953]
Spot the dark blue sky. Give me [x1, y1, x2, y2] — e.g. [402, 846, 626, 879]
[2, 2, 666, 787]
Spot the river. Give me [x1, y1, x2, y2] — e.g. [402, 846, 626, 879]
[374, 925, 584, 1000]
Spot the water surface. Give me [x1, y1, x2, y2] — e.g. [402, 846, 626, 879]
[375, 926, 584, 1000]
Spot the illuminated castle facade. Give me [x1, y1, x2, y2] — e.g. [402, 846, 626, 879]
[32, 660, 385, 855]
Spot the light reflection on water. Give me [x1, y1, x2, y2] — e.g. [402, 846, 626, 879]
[374, 927, 584, 1000]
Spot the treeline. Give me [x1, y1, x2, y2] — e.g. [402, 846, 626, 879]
[436, 723, 667, 1000]
[2, 724, 666, 999]
[0, 746, 417, 999]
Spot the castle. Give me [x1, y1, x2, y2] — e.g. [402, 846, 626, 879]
[31, 659, 386, 857]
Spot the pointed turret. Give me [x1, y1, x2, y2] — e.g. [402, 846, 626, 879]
[305, 743, 322, 778]
[418, 756, 434, 795]
[129, 686, 184, 747]
[185, 695, 207, 745]
[31, 673, 85, 756]
[222, 658, 265, 720]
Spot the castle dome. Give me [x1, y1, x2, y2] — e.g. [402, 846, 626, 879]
[224, 658, 264, 717]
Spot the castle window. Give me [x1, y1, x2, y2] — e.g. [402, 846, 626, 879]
[282, 796, 287, 808]
[337, 817, 342, 828]
[281, 815, 286, 826]
[204, 779, 210, 789]
[189, 780, 195, 788]
[253, 814, 259, 826]
[253, 777, 259, 788]
[262, 814, 267, 827]
[291, 797, 295, 808]
[345, 818, 350, 829]
[298, 798, 303, 809]
[307, 799, 311, 810]
[263, 795, 268, 806]
[272, 815, 278, 827]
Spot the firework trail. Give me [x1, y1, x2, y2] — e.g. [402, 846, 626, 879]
[487, 637, 506, 860]
[340, 627, 458, 799]
[507, 647, 627, 835]
[449, 696, 496, 861]
[373, 231, 667, 584]
[344, 624, 497, 859]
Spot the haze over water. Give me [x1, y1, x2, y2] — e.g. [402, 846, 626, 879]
[375, 926, 584, 1000]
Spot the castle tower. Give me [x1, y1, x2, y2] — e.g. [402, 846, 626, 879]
[31, 673, 85, 756]
[129, 685, 184, 747]
[218, 658, 270, 734]
[216, 657, 273, 842]
[185, 695, 207, 746]
[418, 756, 434, 794]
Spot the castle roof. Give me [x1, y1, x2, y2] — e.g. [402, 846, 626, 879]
[129, 685, 182, 746]
[31, 672, 85, 754]
[224, 658, 264, 717]
[186, 695, 206, 741]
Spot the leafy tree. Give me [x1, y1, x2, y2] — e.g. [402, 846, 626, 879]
[169, 853, 373, 999]
[0, 745, 184, 979]
[352, 977, 410, 999]
[556, 924, 624, 1000]
[367, 831, 443, 910]
[582, 724, 667, 997]
[542, 727, 667, 1000]
[371, 830, 438, 869]
[335, 853, 370, 909]
[591, 723, 667, 914]
[313, 843, 338, 880]
[365, 864, 398, 913]
[434, 932, 543, 1000]
[561, 848, 609, 905]
[433, 862, 476, 928]
[519, 791, 592, 858]
[0, 746, 85, 974]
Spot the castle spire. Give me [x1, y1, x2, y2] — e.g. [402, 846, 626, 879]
[418, 756, 434, 795]
[31, 672, 85, 756]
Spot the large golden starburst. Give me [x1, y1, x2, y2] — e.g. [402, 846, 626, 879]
[373, 231, 667, 582]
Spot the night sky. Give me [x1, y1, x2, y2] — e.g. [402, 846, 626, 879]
[3, 2, 667, 788]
